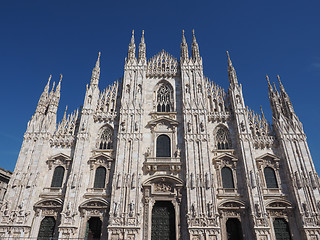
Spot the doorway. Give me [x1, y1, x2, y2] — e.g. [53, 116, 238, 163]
[85, 217, 102, 240]
[37, 216, 56, 240]
[226, 218, 243, 240]
[151, 201, 175, 240]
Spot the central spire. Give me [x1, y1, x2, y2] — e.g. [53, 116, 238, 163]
[227, 51, 238, 88]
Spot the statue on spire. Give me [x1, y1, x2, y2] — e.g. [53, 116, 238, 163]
[227, 51, 238, 88]
[138, 30, 146, 63]
[127, 30, 136, 61]
[181, 30, 189, 61]
[191, 29, 200, 61]
[90, 52, 101, 86]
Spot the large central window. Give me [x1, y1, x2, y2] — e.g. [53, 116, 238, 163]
[156, 135, 171, 157]
[157, 84, 173, 112]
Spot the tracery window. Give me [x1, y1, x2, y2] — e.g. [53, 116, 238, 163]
[221, 167, 235, 189]
[157, 84, 173, 112]
[98, 126, 113, 150]
[156, 135, 171, 157]
[264, 167, 278, 188]
[216, 127, 231, 150]
[94, 166, 106, 188]
[51, 166, 65, 188]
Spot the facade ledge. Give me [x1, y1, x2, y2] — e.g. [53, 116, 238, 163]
[40, 187, 64, 198]
[84, 188, 109, 199]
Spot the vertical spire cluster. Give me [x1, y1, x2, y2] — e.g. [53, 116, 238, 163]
[127, 30, 136, 61]
[138, 30, 146, 62]
[191, 29, 200, 61]
[267, 75, 296, 120]
[181, 30, 189, 61]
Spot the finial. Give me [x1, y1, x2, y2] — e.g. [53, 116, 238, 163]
[141, 30, 145, 43]
[266, 75, 271, 85]
[260, 105, 266, 119]
[182, 30, 186, 43]
[226, 51, 232, 67]
[192, 29, 196, 42]
[277, 74, 284, 87]
[48, 75, 52, 83]
[59, 74, 63, 83]
[63, 105, 68, 119]
[95, 52, 101, 68]
[131, 30, 135, 44]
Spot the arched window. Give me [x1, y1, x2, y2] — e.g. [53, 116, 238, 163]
[157, 84, 173, 112]
[156, 135, 171, 157]
[51, 166, 65, 188]
[98, 126, 113, 150]
[85, 217, 102, 239]
[273, 218, 291, 240]
[216, 127, 231, 150]
[94, 166, 106, 188]
[37, 216, 56, 239]
[264, 167, 278, 188]
[221, 167, 235, 189]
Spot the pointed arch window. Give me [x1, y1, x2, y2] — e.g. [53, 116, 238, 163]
[221, 167, 235, 189]
[98, 126, 113, 150]
[94, 166, 106, 188]
[264, 167, 278, 188]
[216, 127, 231, 150]
[51, 166, 65, 188]
[156, 135, 171, 157]
[157, 84, 173, 112]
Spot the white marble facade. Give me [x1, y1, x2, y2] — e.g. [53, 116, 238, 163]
[1, 30, 320, 240]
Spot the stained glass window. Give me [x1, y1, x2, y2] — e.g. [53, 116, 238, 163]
[98, 127, 113, 150]
[157, 84, 173, 112]
[216, 127, 231, 150]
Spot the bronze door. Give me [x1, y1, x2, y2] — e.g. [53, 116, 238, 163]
[151, 201, 175, 240]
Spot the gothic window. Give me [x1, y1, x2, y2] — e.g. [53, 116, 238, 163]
[51, 166, 65, 188]
[98, 126, 113, 150]
[37, 216, 56, 239]
[216, 127, 231, 150]
[226, 218, 243, 240]
[156, 84, 173, 112]
[264, 167, 278, 188]
[94, 167, 106, 188]
[156, 135, 171, 157]
[221, 167, 235, 189]
[273, 218, 291, 240]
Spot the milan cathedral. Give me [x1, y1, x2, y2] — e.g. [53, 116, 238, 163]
[0, 30, 320, 240]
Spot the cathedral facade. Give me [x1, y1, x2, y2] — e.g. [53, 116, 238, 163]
[0, 30, 320, 240]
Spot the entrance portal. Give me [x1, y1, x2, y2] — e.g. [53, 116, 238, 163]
[226, 218, 243, 240]
[85, 217, 102, 240]
[151, 201, 175, 240]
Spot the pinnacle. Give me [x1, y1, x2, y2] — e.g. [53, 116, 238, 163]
[131, 29, 135, 44]
[95, 52, 101, 68]
[192, 29, 197, 43]
[141, 30, 145, 43]
[182, 30, 186, 44]
[226, 51, 232, 67]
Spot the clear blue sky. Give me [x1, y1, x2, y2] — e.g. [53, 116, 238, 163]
[0, 0, 319, 173]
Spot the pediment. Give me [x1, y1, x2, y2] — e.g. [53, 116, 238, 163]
[79, 198, 109, 209]
[147, 116, 179, 127]
[266, 199, 292, 209]
[34, 198, 63, 209]
[213, 153, 237, 163]
[90, 152, 113, 162]
[48, 153, 71, 161]
[143, 175, 183, 186]
[218, 199, 245, 209]
[256, 153, 280, 162]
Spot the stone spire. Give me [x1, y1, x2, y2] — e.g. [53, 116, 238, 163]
[191, 29, 200, 61]
[277, 75, 295, 117]
[35, 75, 51, 113]
[90, 52, 101, 86]
[181, 30, 189, 61]
[227, 51, 238, 88]
[138, 30, 146, 63]
[267, 75, 282, 119]
[54, 74, 62, 99]
[127, 30, 136, 60]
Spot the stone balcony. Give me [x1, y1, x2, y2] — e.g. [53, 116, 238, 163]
[84, 188, 109, 199]
[144, 157, 181, 173]
[40, 187, 64, 198]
